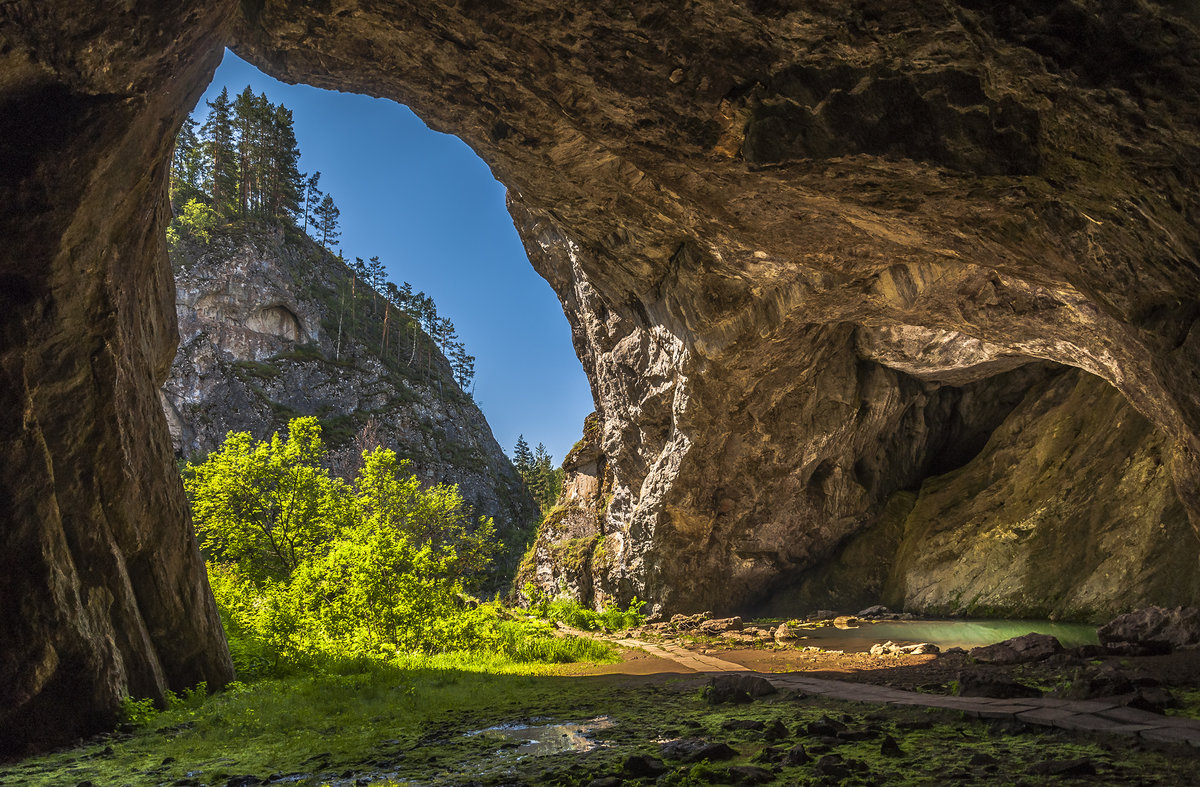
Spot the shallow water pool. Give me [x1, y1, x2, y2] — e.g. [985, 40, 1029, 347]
[784, 618, 1099, 651]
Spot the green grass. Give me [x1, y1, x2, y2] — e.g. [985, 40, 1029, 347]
[5, 668, 1199, 786]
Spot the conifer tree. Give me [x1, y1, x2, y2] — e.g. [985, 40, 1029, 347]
[232, 86, 260, 217]
[302, 171, 322, 233]
[170, 117, 205, 210]
[315, 193, 341, 250]
[266, 103, 303, 221]
[513, 436, 533, 476]
[201, 86, 238, 217]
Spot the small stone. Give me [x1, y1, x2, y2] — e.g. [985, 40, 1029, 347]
[721, 718, 765, 731]
[728, 765, 773, 784]
[763, 718, 789, 741]
[785, 743, 811, 765]
[684, 742, 739, 763]
[705, 674, 777, 704]
[1123, 687, 1174, 714]
[880, 734, 904, 757]
[751, 745, 785, 764]
[586, 778, 622, 787]
[700, 616, 744, 633]
[804, 715, 847, 737]
[856, 605, 891, 618]
[813, 754, 850, 779]
[668, 67, 684, 83]
[622, 753, 667, 777]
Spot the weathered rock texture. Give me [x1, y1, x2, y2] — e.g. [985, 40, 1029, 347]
[4, 0, 1200, 750]
[764, 370, 1200, 621]
[161, 225, 535, 566]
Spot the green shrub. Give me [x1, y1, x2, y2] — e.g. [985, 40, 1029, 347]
[189, 418, 604, 677]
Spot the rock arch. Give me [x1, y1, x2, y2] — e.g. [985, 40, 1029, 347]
[3, 0, 1199, 751]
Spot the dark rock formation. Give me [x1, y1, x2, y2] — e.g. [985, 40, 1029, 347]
[161, 226, 536, 570]
[1098, 605, 1200, 652]
[968, 632, 1064, 664]
[5, 0, 1200, 750]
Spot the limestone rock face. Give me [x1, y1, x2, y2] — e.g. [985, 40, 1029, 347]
[765, 371, 1200, 621]
[5, 0, 1200, 750]
[161, 227, 535, 556]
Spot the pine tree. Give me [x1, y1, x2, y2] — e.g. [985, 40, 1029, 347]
[232, 86, 259, 217]
[302, 171, 322, 233]
[366, 256, 385, 315]
[513, 436, 533, 477]
[201, 86, 238, 217]
[266, 102, 303, 222]
[170, 117, 205, 210]
[314, 193, 341, 250]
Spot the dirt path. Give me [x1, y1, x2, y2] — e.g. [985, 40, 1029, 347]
[605, 637, 1200, 748]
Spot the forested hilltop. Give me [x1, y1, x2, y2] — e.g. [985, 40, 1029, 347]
[161, 85, 538, 578]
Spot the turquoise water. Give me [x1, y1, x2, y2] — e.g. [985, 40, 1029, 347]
[789, 619, 1099, 651]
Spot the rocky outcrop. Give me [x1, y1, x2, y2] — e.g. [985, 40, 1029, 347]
[5, 0, 1200, 750]
[1099, 606, 1200, 652]
[161, 225, 536, 568]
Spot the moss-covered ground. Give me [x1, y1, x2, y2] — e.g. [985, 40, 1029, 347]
[3, 658, 1197, 786]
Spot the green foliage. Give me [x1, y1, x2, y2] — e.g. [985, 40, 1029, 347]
[523, 582, 645, 633]
[186, 417, 346, 583]
[118, 695, 157, 728]
[188, 418, 606, 678]
[166, 198, 221, 248]
[513, 438, 564, 514]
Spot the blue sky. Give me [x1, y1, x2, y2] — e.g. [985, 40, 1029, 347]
[195, 51, 593, 464]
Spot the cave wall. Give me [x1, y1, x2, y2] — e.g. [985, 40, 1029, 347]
[763, 369, 1200, 621]
[3, 0, 1200, 750]
[0, 1, 238, 752]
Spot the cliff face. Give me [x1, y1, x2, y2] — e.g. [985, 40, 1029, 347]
[161, 225, 536, 567]
[5, 0, 1200, 751]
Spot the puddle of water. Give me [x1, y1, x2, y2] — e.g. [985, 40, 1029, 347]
[787, 619, 1099, 651]
[465, 715, 615, 756]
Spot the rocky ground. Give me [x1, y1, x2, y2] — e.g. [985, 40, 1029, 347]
[612, 608, 1200, 714]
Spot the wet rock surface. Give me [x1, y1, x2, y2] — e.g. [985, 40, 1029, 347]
[5, 0, 1200, 752]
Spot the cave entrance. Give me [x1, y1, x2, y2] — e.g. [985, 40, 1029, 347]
[170, 50, 592, 471]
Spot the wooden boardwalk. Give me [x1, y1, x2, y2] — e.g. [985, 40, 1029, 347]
[610, 638, 1200, 748]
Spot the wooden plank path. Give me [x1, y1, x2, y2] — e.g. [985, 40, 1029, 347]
[609, 638, 1200, 748]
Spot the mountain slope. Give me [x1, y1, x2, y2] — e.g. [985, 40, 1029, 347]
[160, 222, 537, 574]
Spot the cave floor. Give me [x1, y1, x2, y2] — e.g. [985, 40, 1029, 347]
[4, 641, 1200, 786]
[593, 637, 1200, 747]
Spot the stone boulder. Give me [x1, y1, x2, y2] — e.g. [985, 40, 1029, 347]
[1098, 606, 1200, 653]
[870, 641, 940, 656]
[704, 674, 778, 705]
[969, 633, 1063, 664]
[700, 616, 744, 634]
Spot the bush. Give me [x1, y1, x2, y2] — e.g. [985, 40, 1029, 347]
[189, 418, 605, 677]
[523, 582, 645, 633]
[166, 197, 220, 247]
